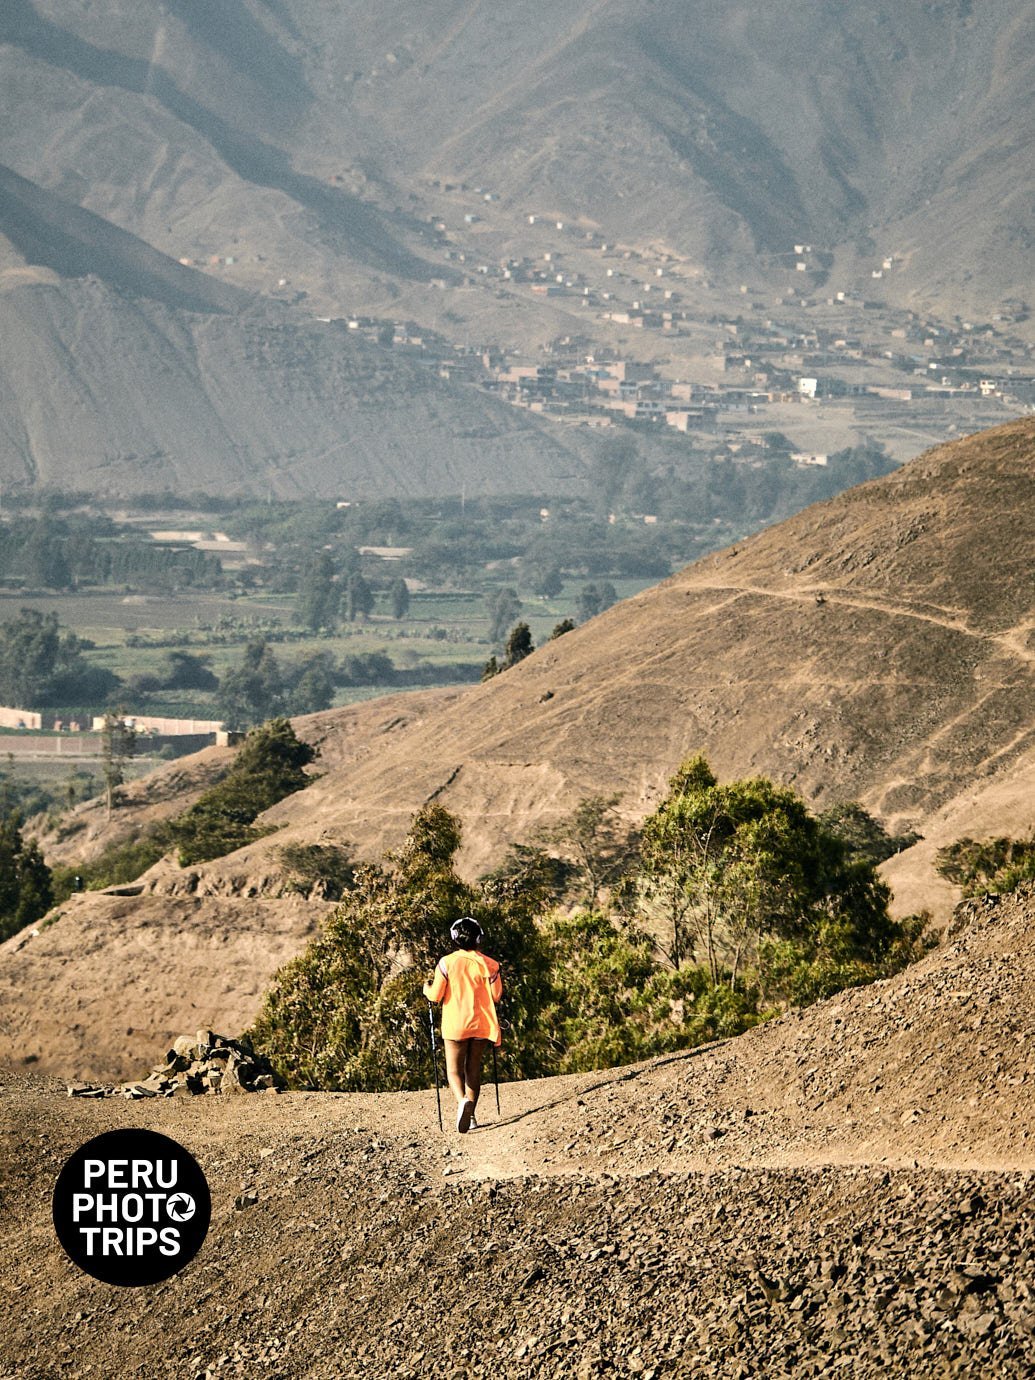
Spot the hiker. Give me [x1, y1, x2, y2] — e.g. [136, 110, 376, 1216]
[423, 917, 502, 1133]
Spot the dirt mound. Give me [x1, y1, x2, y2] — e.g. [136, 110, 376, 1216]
[2, 885, 1034, 1377]
[0, 892, 319, 1081]
[548, 883, 1035, 1178]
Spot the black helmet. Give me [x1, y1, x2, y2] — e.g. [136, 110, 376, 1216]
[450, 916, 483, 948]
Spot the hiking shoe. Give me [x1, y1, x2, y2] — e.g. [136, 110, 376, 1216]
[457, 1099, 474, 1134]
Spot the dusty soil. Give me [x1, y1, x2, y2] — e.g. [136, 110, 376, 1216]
[31, 745, 237, 868]
[2, 887, 1033, 1379]
[0, 891, 322, 1082]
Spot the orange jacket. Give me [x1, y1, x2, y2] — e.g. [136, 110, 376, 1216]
[423, 949, 503, 1044]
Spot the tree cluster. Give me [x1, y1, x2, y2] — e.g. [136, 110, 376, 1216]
[576, 581, 618, 622]
[295, 555, 381, 631]
[249, 763, 929, 1092]
[936, 834, 1035, 898]
[215, 640, 481, 728]
[634, 758, 921, 1007]
[0, 814, 53, 943]
[166, 718, 317, 865]
[0, 610, 119, 709]
[0, 516, 220, 592]
[217, 641, 338, 728]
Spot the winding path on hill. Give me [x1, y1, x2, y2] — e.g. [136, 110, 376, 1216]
[687, 580, 1035, 665]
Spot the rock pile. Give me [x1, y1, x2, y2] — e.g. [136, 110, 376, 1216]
[66, 1031, 281, 1100]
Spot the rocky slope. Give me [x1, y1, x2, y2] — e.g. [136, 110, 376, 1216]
[6, 418, 1033, 1080]
[2, 886, 1033, 1378]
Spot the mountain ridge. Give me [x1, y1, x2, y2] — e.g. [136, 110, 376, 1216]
[6, 418, 1033, 1080]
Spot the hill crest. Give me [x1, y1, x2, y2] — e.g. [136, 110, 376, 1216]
[7, 418, 1034, 1079]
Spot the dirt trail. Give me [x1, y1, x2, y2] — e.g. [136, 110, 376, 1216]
[2, 887, 1034, 1378]
[688, 579, 1035, 664]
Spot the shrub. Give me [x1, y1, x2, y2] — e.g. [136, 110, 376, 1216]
[536, 910, 760, 1073]
[636, 756, 909, 1004]
[168, 718, 316, 865]
[278, 843, 355, 899]
[249, 806, 552, 1090]
[819, 801, 921, 865]
[0, 813, 53, 942]
[935, 835, 1035, 897]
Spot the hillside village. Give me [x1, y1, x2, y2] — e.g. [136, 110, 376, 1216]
[2, 3, 1035, 1373]
[301, 201, 1034, 473]
[167, 156, 1035, 477]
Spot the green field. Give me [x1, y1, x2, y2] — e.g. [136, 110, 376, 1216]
[0, 578, 655, 723]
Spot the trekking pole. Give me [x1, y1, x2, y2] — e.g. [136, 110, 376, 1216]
[491, 976, 506, 1118]
[427, 1000, 443, 1133]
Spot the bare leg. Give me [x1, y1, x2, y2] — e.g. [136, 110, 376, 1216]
[443, 1039, 468, 1107]
[463, 1039, 490, 1108]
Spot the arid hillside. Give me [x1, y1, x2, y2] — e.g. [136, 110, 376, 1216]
[3, 0, 1033, 319]
[2, 885, 1033, 1378]
[0, 266, 607, 498]
[1, 1, 1034, 494]
[5, 418, 1033, 1082]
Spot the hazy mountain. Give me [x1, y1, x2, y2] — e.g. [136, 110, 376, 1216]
[3, 0, 1032, 312]
[0, 2, 1032, 495]
[0, 268, 608, 497]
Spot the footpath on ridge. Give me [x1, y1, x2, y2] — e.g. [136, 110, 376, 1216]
[2, 887, 1034, 1378]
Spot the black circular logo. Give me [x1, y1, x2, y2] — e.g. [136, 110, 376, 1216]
[53, 1128, 211, 1286]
